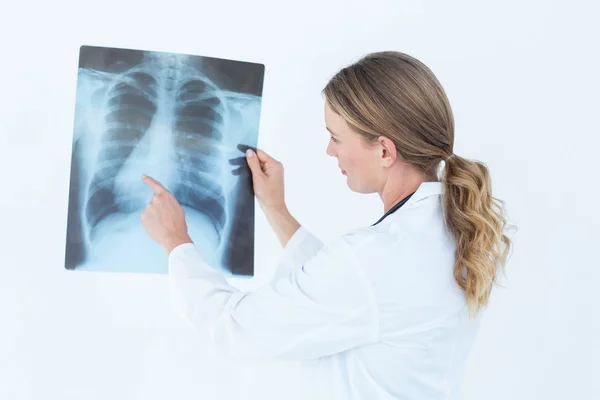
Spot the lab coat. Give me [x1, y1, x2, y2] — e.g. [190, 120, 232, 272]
[168, 181, 481, 399]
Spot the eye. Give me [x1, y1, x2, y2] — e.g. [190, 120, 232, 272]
[330, 135, 338, 143]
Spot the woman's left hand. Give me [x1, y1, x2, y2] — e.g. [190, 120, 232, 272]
[140, 174, 192, 254]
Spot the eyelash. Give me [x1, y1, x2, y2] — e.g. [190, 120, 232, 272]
[330, 136, 339, 143]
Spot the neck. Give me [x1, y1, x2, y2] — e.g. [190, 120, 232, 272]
[379, 165, 434, 213]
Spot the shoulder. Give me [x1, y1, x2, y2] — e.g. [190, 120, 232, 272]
[337, 199, 439, 250]
[337, 223, 400, 252]
[313, 190, 449, 267]
[332, 198, 452, 273]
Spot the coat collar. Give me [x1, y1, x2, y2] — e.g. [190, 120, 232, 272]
[402, 181, 443, 209]
[373, 181, 442, 225]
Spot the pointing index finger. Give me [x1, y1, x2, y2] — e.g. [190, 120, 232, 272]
[142, 174, 167, 194]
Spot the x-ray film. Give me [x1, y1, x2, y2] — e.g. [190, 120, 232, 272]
[64, 45, 264, 277]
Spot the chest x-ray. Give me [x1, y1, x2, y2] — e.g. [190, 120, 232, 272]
[64, 45, 264, 277]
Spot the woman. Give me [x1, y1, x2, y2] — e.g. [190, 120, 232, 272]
[140, 51, 513, 399]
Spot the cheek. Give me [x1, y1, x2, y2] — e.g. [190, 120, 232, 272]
[340, 145, 358, 160]
[345, 150, 368, 170]
[338, 144, 373, 173]
[348, 151, 378, 181]
[337, 152, 354, 170]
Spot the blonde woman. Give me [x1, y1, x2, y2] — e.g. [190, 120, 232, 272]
[140, 51, 513, 400]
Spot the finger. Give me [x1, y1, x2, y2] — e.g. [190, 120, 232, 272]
[236, 144, 257, 154]
[245, 149, 266, 178]
[140, 206, 151, 221]
[256, 148, 277, 163]
[142, 174, 167, 194]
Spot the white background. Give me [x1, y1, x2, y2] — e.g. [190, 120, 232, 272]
[1, 1, 598, 399]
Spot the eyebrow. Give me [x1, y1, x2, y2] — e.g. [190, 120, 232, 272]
[326, 127, 337, 136]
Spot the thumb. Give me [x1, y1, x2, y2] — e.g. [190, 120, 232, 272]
[255, 148, 274, 163]
[245, 149, 265, 178]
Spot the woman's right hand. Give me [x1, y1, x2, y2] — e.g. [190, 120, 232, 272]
[245, 148, 286, 210]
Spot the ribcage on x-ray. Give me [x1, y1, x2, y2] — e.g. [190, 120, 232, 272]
[170, 78, 227, 238]
[85, 71, 158, 233]
[83, 68, 227, 242]
[65, 45, 264, 275]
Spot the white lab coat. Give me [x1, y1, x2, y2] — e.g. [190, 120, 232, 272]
[168, 181, 481, 399]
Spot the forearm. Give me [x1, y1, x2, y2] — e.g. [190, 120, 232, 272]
[261, 204, 301, 247]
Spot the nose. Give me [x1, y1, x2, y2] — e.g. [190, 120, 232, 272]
[326, 141, 335, 157]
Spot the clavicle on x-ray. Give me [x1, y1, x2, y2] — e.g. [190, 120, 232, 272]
[64, 45, 265, 276]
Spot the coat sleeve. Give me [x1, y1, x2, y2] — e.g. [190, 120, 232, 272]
[271, 226, 324, 281]
[167, 231, 379, 362]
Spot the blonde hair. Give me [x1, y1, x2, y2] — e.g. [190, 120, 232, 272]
[322, 51, 514, 317]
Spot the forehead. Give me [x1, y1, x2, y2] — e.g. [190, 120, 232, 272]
[324, 101, 349, 134]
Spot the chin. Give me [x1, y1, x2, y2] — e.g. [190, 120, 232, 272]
[346, 178, 372, 194]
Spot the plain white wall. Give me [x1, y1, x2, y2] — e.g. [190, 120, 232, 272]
[1, 0, 598, 399]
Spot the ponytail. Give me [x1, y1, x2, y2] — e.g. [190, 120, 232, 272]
[441, 154, 513, 318]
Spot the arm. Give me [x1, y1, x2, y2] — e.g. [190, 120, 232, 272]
[167, 234, 379, 361]
[261, 204, 324, 281]
[261, 204, 301, 248]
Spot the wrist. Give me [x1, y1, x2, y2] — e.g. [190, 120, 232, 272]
[261, 202, 289, 216]
[163, 233, 193, 254]
[261, 203, 300, 247]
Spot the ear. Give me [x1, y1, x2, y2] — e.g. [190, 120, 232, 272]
[377, 136, 397, 167]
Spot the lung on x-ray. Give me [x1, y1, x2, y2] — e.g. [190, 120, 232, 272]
[64, 45, 264, 277]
